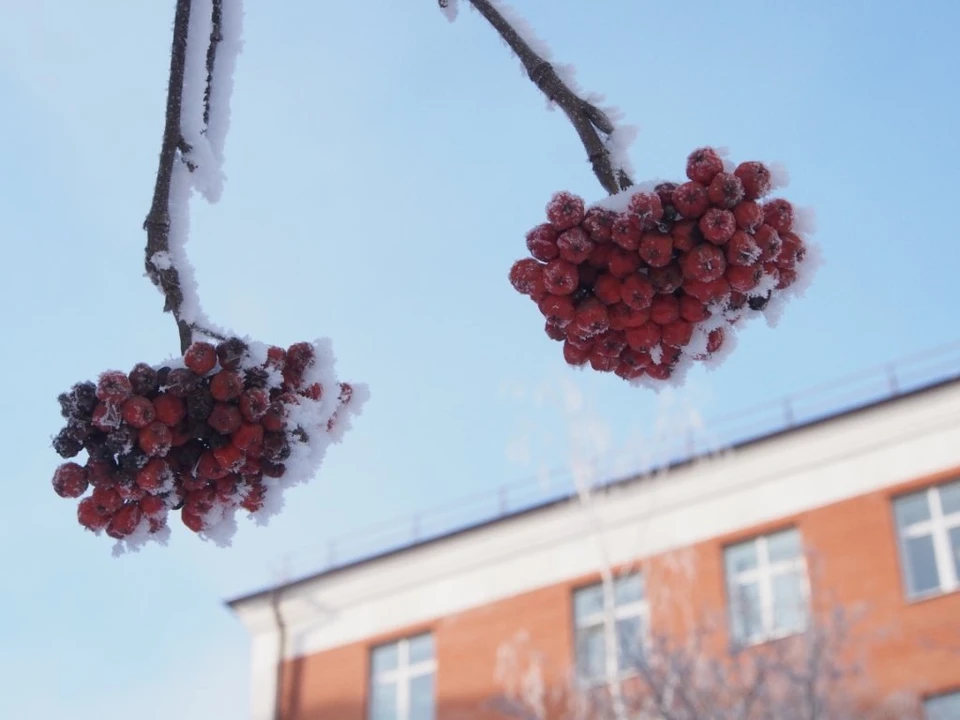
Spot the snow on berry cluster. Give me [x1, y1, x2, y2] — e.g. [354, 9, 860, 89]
[508, 147, 819, 389]
[51, 337, 367, 554]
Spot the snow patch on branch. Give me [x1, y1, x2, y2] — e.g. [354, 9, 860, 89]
[180, 0, 218, 199]
[438, 0, 459, 22]
[203, 0, 245, 202]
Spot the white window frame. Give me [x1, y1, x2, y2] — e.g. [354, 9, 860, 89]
[573, 573, 649, 685]
[895, 481, 960, 599]
[725, 528, 809, 647]
[368, 633, 436, 720]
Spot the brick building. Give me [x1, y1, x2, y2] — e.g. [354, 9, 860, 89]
[228, 347, 960, 720]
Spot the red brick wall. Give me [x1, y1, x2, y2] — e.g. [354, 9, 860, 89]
[278, 466, 960, 719]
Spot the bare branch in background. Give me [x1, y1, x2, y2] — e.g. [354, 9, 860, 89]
[455, 0, 634, 196]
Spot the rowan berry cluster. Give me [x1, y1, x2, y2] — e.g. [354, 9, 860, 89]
[509, 147, 809, 383]
[51, 338, 355, 545]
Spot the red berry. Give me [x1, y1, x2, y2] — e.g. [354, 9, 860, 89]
[654, 182, 678, 208]
[92, 402, 123, 432]
[525, 224, 560, 262]
[650, 295, 680, 326]
[646, 363, 674, 381]
[627, 192, 663, 227]
[686, 147, 724, 184]
[106, 503, 143, 539]
[611, 213, 642, 251]
[708, 172, 745, 210]
[120, 396, 156, 429]
[607, 247, 642, 279]
[213, 444, 246, 473]
[140, 494, 166, 517]
[509, 258, 545, 296]
[538, 294, 576, 327]
[545, 191, 585, 231]
[215, 475, 239, 502]
[571, 299, 610, 338]
[139, 422, 172, 457]
[619, 347, 651, 374]
[85, 458, 117, 488]
[699, 209, 737, 245]
[216, 338, 248, 371]
[638, 232, 674, 268]
[563, 339, 591, 366]
[777, 232, 806, 269]
[587, 242, 614, 269]
[621, 273, 656, 310]
[726, 231, 762, 267]
[581, 207, 617, 242]
[136, 457, 172, 493]
[284, 342, 315, 383]
[53, 462, 88, 499]
[153, 393, 187, 427]
[679, 293, 710, 323]
[210, 370, 243, 402]
[649, 263, 683, 295]
[232, 423, 264, 452]
[557, 227, 594, 264]
[684, 277, 731, 305]
[707, 328, 725, 354]
[777, 268, 798, 289]
[92, 485, 123, 514]
[609, 303, 648, 330]
[182, 506, 206, 532]
[184, 342, 218, 375]
[240, 484, 266, 513]
[625, 322, 661, 351]
[621, 306, 651, 328]
[681, 244, 727, 283]
[300, 383, 323, 401]
[593, 274, 623, 305]
[728, 291, 748, 312]
[97, 371, 133, 404]
[594, 330, 627, 357]
[543, 259, 579, 295]
[545, 320, 566, 342]
[763, 199, 794, 233]
[265, 346, 286, 371]
[754, 225, 783, 262]
[734, 162, 772, 201]
[733, 201, 764, 232]
[726, 264, 762, 293]
[208, 403, 243, 435]
[195, 450, 229, 481]
[116, 481, 146, 503]
[589, 349, 619, 373]
[78, 497, 110, 532]
[239, 388, 270, 423]
[661, 320, 693, 347]
[671, 219, 701, 253]
[673, 182, 710, 219]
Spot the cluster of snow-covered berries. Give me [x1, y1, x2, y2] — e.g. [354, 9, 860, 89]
[509, 147, 813, 386]
[51, 338, 357, 549]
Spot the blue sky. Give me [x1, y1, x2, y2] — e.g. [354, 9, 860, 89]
[1, 1, 958, 718]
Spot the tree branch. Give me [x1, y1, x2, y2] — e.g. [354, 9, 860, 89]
[460, 0, 634, 196]
[143, 0, 227, 353]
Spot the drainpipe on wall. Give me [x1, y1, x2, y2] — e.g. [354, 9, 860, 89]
[271, 587, 287, 720]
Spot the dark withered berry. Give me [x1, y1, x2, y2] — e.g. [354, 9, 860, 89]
[262, 432, 291, 462]
[106, 426, 139, 455]
[186, 389, 215, 423]
[748, 293, 771, 311]
[53, 428, 84, 459]
[171, 440, 205, 473]
[207, 432, 232, 450]
[243, 366, 269, 390]
[61, 381, 98, 419]
[66, 418, 92, 443]
[84, 431, 112, 460]
[118, 449, 149, 476]
[156, 366, 172, 387]
[216, 338, 248, 370]
[129, 363, 160, 397]
[261, 460, 286, 478]
[165, 368, 201, 398]
[290, 427, 309, 444]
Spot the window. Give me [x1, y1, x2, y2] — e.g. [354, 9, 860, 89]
[369, 633, 435, 720]
[724, 527, 808, 645]
[573, 573, 647, 683]
[925, 690, 960, 720]
[894, 479, 960, 599]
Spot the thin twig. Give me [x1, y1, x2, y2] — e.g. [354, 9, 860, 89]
[461, 0, 633, 196]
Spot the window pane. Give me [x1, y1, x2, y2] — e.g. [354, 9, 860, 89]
[894, 491, 931, 527]
[615, 615, 644, 671]
[575, 626, 606, 681]
[574, 584, 605, 624]
[771, 569, 807, 634]
[614, 574, 644, 605]
[904, 534, 940, 595]
[371, 643, 398, 675]
[940, 480, 960, 515]
[409, 673, 435, 720]
[408, 633, 434, 664]
[767, 529, 802, 563]
[729, 581, 762, 643]
[925, 691, 960, 720]
[370, 681, 397, 720]
[950, 527, 960, 583]
[725, 540, 758, 576]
